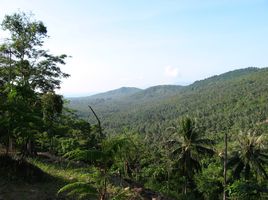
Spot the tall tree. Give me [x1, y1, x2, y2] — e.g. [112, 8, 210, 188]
[0, 12, 69, 154]
[228, 131, 268, 180]
[168, 117, 215, 194]
[0, 12, 69, 91]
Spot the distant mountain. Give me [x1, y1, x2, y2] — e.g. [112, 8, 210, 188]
[68, 87, 142, 109]
[68, 85, 184, 111]
[70, 87, 142, 100]
[128, 85, 184, 102]
[67, 67, 268, 135]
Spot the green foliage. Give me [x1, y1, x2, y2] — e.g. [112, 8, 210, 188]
[42, 92, 64, 123]
[0, 11, 69, 154]
[64, 149, 107, 164]
[228, 180, 264, 200]
[60, 135, 141, 200]
[195, 159, 223, 200]
[58, 182, 98, 199]
[228, 131, 268, 180]
[168, 117, 215, 194]
[2, 11, 268, 200]
[106, 133, 145, 179]
[0, 12, 69, 92]
[69, 67, 268, 136]
[58, 137, 80, 155]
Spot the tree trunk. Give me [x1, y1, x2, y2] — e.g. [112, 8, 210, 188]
[25, 138, 37, 156]
[8, 136, 13, 153]
[27, 138, 32, 154]
[184, 177, 187, 195]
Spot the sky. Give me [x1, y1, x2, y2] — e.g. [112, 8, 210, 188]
[0, 0, 268, 97]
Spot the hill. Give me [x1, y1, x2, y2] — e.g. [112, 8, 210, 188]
[68, 85, 184, 118]
[68, 87, 142, 111]
[67, 67, 268, 135]
[81, 86, 142, 100]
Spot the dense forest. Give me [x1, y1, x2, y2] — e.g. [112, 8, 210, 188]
[69, 67, 268, 135]
[1, 12, 268, 200]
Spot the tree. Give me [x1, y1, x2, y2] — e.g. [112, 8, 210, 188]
[0, 12, 69, 92]
[168, 117, 215, 194]
[41, 92, 64, 153]
[60, 135, 136, 200]
[0, 12, 69, 154]
[195, 158, 223, 200]
[228, 179, 266, 200]
[228, 131, 268, 180]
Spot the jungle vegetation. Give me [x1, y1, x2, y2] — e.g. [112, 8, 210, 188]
[0, 12, 268, 200]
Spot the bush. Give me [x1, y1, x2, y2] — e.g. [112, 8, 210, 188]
[228, 180, 263, 200]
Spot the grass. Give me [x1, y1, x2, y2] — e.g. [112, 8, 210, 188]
[0, 155, 144, 200]
[0, 155, 94, 200]
[29, 158, 92, 183]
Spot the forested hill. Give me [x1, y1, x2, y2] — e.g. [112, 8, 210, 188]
[77, 87, 142, 100]
[68, 85, 183, 110]
[67, 67, 268, 135]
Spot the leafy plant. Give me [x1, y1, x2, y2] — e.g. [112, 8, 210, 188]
[228, 180, 265, 200]
[228, 131, 268, 180]
[168, 117, 215, 194]
[58, 182, 98, 199]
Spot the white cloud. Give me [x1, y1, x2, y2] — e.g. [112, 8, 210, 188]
[164, 66, 179, 78]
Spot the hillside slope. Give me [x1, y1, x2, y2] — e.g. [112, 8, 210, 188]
[67, 67, 268, 135]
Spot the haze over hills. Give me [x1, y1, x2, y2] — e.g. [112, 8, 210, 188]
[67, 67, 268, 135]
[68, 84, 184, 115]
[70, 87, 142, 100]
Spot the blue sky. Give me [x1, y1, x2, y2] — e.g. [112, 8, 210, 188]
[0, 0, 268, 96]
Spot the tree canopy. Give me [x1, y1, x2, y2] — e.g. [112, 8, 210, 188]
[0, 12, 69, 155]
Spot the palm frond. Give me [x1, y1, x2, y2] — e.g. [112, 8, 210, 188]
[229, 130, 268, 180]
[58, 182, 97, 199]
[195, 145, 215, 156]
[103, 136, 133, 155]
[64, 149, 107, 163]
[252, 156, 268, 179]
[172, 146, 184, 157]
[195, 138, 215, 145]
[258, 153, 268, 160]
[233, 161, 244, 179]
[227, 153, 240, 167]
[166, 139, 180, 148]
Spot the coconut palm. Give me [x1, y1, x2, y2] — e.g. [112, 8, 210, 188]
[168, 117, 215, 194]
[58, 136, 135, 200]
[228, 131, 268, 180]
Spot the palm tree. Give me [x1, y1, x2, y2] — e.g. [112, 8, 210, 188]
[59, 136, 135, 200]
[168, 117, 215, 194]
[228, 131, 268, 180]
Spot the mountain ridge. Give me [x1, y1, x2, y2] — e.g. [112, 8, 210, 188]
[67, 67, 268, 135]
[68, 67, 260, 100]
[69, 86, 142, 100]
